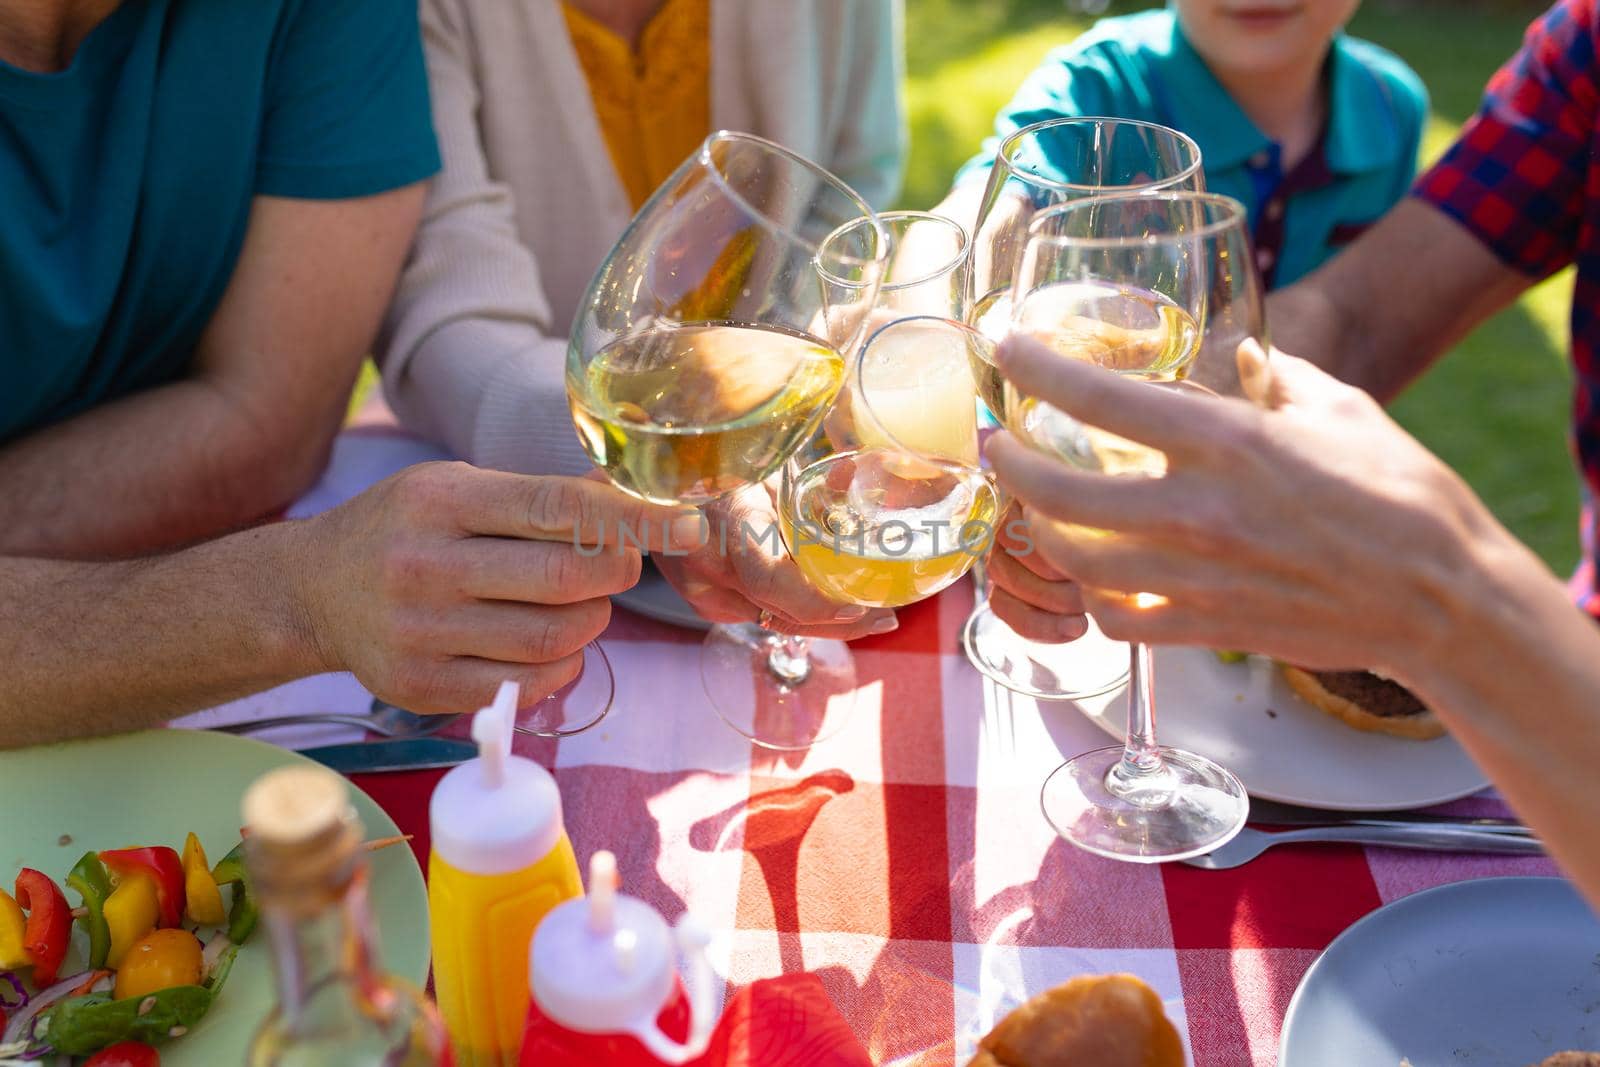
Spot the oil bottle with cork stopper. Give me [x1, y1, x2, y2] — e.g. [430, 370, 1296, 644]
[520, 850, 717, 1065]
[243, 764, 451, 1066]
[429, 680, 584, 1067]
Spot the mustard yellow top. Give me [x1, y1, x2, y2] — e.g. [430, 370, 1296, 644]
[562, 0, 712, 211]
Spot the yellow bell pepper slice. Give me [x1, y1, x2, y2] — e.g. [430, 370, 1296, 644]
[181, 833, 226, 927]
[0, 887, 32, 970]
[103, 872, 160, 968]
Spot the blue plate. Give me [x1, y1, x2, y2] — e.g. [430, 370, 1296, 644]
[1281, 877, 1600, 1066]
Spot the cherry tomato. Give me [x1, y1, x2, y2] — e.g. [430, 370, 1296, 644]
[112, 928, 203, 1000]
[85, 1041, 161, 1067]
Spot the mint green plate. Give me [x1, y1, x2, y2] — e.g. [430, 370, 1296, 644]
[0, 729, 429, 1064]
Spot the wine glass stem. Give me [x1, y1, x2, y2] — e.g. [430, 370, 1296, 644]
[1111, 642, 1165, 790]
[766, 634, 812, 688]
[970, 559, 991, 600]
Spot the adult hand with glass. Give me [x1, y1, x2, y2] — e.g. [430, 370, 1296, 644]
[0, 463, 700, 749]
[987, 340, 1448, 671]
[955, 116, 1205, 702]
[991, 189, 1266, 863]
[987, 340, 1600, 907]
[649, 482, 898, 637]
[704, 315, 1001, 749]
[565, 130, 893, 743]
[300, 463, 698, 718]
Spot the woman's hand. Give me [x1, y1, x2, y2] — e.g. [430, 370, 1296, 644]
[985, 336, 1600, 914]
[984, 337, 1499, 682]
[652, 483, 899, 639]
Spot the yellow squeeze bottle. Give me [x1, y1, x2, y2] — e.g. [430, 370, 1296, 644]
[428, 682, 583, 1067]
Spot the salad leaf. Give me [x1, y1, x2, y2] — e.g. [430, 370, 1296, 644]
[33, 944, 237, 1057]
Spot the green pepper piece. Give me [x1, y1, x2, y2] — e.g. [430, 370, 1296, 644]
[1214, 650, 1249, 664]
[208, 843, 258, 944]
[65, 852, 113, 970]
[34, 945, 238, 1056]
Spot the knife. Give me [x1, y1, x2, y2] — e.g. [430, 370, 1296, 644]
[1248, 798, 1533, 835]
[302, 737, 478, 774]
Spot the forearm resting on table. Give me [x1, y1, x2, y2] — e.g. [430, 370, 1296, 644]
[0, 521, 322, 749]
[0, 372, 346, 559]
[1408, 529, 1600, 909]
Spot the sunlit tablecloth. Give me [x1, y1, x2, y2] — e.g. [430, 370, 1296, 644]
[181, 429, 1560, 1067]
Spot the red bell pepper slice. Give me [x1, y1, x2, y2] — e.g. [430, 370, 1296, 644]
[85, 1042, 162, 1067]
[14, 869, 72, 986]
[98, 849, 186, 930]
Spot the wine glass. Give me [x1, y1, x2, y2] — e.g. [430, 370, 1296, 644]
[567, 131, 890, 743]
[701, 216, 972, 750]
[514, 641, 615, 737]
[862, 210, 970, 318]
[1005, 190, 1265, 862]
[709, 315, 998, 749]
[962, 117, 1204, 702]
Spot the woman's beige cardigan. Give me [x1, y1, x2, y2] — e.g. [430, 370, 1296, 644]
[377, 0, 906, 476]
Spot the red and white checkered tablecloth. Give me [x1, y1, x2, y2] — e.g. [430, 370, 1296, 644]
[182, 430, 1560, 1067]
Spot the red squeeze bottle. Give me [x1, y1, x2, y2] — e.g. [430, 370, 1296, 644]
[518, 853, 715, 1066]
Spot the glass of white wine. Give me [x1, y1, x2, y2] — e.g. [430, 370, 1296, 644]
[708, 316, 999, 749]
[1006, 190, 1264, 862]
[567, 131, 890, 742]
[699, 209, 971, 750]
[963, 117, 1204, 703]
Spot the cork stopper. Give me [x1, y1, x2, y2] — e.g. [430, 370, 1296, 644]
[244, 766, 348, 843]
[243, 766, 363, 914]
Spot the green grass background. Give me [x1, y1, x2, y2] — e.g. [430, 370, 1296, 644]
[900, 0, 1581, 572]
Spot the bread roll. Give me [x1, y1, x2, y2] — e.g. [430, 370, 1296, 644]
[969, 973, 1184, 1067]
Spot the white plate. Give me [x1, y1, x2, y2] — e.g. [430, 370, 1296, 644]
[1281, 877, 1600, 1065]
[1078, 648, 1488, 810]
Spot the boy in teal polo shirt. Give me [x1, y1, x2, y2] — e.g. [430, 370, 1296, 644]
[945, 0, 1427, 288]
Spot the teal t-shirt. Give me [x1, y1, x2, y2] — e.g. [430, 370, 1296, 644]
[958, 9, 1429, 288]
[0, 0, 440, 442]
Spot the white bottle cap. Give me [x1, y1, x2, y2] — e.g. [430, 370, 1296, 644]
[530, 851, 677, 1034]
[429, 681, 563, 874]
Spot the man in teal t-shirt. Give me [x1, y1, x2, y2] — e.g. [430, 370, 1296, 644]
[943, 1, 1428, 289]
[0, 2, 695, 747]
[0, 0, 441, 555]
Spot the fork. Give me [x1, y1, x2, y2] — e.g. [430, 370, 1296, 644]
[1182, 823, 1546, 869]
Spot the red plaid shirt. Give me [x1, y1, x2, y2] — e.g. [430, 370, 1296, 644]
[1413, 0, 1600, 616]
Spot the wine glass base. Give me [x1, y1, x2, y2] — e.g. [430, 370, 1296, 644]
[514, 641, 614, 737]
[1041, 745, 1248, 863]
[702, 624, 858, 751]
[962, 602, 1130, 701]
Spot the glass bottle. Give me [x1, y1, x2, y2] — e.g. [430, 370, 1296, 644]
[244, 765, 452, 1067]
